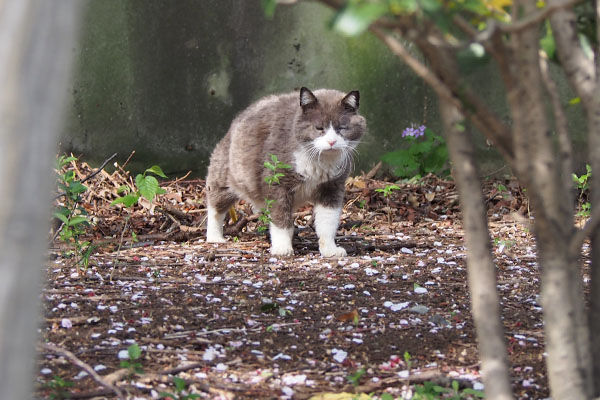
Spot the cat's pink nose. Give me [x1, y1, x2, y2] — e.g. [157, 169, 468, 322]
[328, 140, 336, 147]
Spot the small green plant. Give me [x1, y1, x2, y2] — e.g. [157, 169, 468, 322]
[54, 155, 95, 273]
[257, 155, 291, 233]
[120, 343, 144, 375]
[376, 184, 401, 224]
[375, 184, 401, 197]
[381, 125, 449, 179]
[111, 165, 168, 208]
[159, 376, 201, 399]
[346, 367, 366, 387]
[493, 237, 515, 249]
[413, 380, 485, 400]
[357, 199, 367, 209]
[404, 351, 412, 371]
[45, 375, 74, 400]
[573, 164, 592, 217]
[261, 300, 291, 317]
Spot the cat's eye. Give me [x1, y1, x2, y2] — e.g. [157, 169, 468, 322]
[316, 126, 324, 131]
[340, 126, 349, 130]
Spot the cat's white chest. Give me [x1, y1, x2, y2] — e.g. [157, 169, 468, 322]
[292, 150, 341, 208]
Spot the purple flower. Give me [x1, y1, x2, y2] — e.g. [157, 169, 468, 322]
[402, 124, 426, 138]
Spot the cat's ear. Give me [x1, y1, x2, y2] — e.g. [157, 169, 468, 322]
[300, 87, 318, 111]
[342, 90, 360, 112]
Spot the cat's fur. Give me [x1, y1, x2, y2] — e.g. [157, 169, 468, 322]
[205, 87, 366, 257]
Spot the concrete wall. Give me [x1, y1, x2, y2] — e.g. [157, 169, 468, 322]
[62, 1, 587, 177]
[62, 0, 450, 177]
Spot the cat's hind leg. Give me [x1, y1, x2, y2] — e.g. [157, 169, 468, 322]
[314, 204, 346, 257]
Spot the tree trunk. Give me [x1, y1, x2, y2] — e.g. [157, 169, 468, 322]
[508, 2, 592, 397]
[439, 100, 513, 400]
[0, 1, 82, 398]
[588, 20, 600, 394]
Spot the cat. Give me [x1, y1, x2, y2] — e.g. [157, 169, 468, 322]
[205, 87, 366, 257]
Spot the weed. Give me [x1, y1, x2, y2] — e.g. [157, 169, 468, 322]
[375, 184, 401, 224]
[120, 343, 144, 375]
[54, 155, 95, 273]
[257, 154, 291, 233]
[573, 164, 591, 217]
[375, 184, 401, 197]
[381, 125, 449, 179]
[111, 165, 168, 207]
[45, 375, 74, 400]
[159, 376, 201, 399]
[404, 351, 412, 372]
[413, 380, 485, 399]
[347, 367, 366, 387]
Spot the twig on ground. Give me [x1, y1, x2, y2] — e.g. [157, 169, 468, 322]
[41, 343, 125, 399]
[81, 153, 118, 184]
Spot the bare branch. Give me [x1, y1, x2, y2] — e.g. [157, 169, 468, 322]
[500, 0, 583, 33]
[549, 0, 597, 107]
[42, 343, 125, 399]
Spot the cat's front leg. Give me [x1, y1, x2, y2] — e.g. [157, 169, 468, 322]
[269, 198, 295, 256]
[269, 223, 294, 256]
[314, 204, 346, 257]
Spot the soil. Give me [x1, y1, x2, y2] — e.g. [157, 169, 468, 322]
[37, 160, 590, 399]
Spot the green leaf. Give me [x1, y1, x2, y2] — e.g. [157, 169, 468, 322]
[137, 175, 161, 201]
[540, 21, 556, 59]
[264, 161, 276, 171]
[261, 0, 277, 18]
[117, 185, 131, 194]
[332, 2, 388, 36]
[173, 376, 187, 392]
[569, 97, 581, 105]
[68, 216, 89, 227]
[59, 156, 77, 167]
[68, 181, 88, 195]
[128, 344, 141, 360]
[418, 0, 442, 12]
[53, 212, 69, 224]
[111, 194, 140, 207]
[145, 165, 168, 178]
[462, 388, 486, 397]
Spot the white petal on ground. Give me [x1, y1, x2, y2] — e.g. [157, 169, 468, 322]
[331, 348, 348, 363]
[282, 374, 307, 385]
[118, 349, 130, 359]
[61, 318, 72, 329]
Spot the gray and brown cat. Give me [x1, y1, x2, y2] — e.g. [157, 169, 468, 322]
[205, 87, 366, 257]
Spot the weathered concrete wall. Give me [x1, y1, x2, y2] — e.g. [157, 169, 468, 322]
[62, 1, 587, 177]
[62, 0, 447, 176]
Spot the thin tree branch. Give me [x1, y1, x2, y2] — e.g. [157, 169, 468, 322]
[499, 0, 583, 33]
[549, 0, 597, 107]
[41, 343, 125, 399]
[370, 25, 515, 166]
[81, 152, 117, 184]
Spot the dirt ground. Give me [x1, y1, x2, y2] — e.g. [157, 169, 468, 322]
[37, 161, 590, 399]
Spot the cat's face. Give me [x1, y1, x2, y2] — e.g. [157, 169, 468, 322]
[294, 88, 366, 161]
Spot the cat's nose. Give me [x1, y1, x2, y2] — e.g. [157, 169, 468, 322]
[328, 140, 336, 147]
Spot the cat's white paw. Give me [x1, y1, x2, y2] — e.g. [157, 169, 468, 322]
[270, 244, 294, 256]
[320, 245, 347, 258]
[206, 233, 227, 243]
